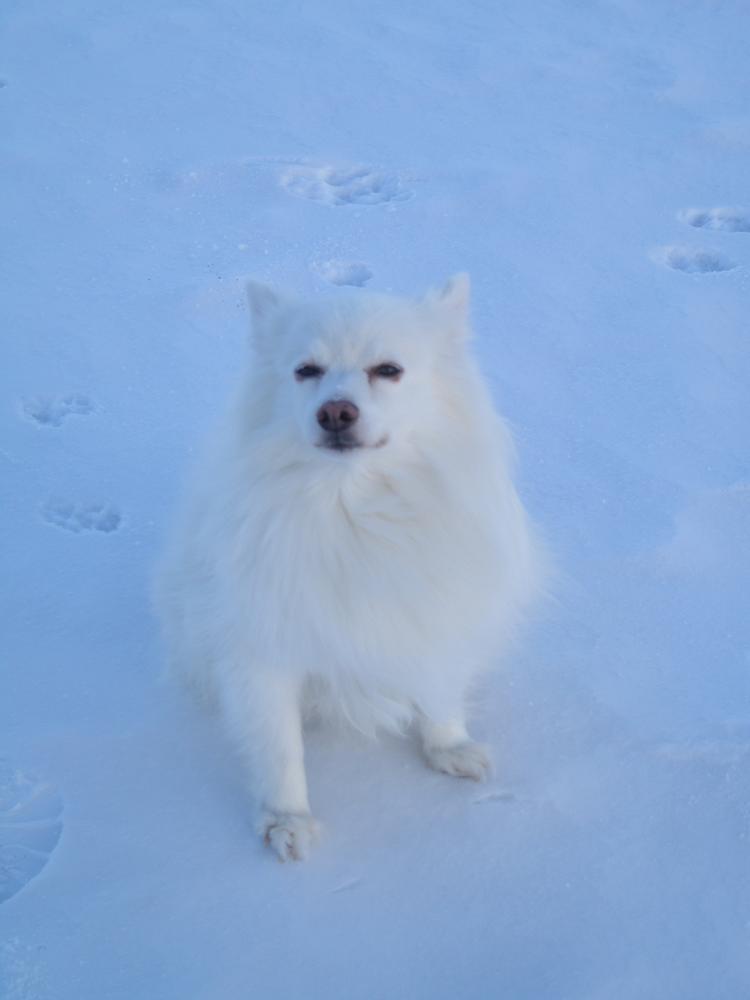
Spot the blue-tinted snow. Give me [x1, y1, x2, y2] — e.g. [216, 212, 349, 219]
[1, 1, 749, 997]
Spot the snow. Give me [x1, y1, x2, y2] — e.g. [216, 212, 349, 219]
[1, 0, 749, 996]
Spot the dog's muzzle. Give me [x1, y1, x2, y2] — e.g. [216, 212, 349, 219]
[318, 430, 362, 452]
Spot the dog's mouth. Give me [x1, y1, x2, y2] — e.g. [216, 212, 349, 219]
[317, 433, 388, 453]
[319, 432, 361, 452]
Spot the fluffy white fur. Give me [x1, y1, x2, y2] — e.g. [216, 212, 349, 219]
[155, 274, 541, 861]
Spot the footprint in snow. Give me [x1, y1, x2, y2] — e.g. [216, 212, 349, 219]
[656, 246, 736, 274]
[679, 207, 750, 233]
[41, 499, 121, 534]
[281, 165, 411, 207]
[313, 259, 373, 287]
[22, 393, 93, 428]
[0, 761, 63, 904]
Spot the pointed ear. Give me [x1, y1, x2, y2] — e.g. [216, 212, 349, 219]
[246, 280, 285, 352]
[246, 280, 282, 325]
[425, 273, 471, 337]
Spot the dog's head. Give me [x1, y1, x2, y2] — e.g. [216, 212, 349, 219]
[246, 275, 472, 458]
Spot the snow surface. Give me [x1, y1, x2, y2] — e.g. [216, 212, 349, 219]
[1, 1, 749, 997]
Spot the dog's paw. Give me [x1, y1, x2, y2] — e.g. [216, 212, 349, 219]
[424, 741, 492, 781]
[259, 811, 320, 862]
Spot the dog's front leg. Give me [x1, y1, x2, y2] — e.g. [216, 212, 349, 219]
[418, 715, 492, 782]
[221, 670, 319, 861]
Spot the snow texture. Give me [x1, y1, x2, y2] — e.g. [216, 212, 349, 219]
[312, 258, 374, 287]
[1, 1, 749, 998]
[0, 765, 62, 905]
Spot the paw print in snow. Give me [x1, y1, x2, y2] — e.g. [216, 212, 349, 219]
[0, 761, 63, 904]
[656, 246, 736, 274]
[679, 207, 750, 233]
[281, 165, 411, 206]
[313, 259, 373, 287]
[41, 499, 121, 534]
[22, 393, 93, 427]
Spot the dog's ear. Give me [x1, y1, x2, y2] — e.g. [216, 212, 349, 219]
[246, 280, 284, 352]
[246, 280, 281, 325]
[426, 273, 471, 339]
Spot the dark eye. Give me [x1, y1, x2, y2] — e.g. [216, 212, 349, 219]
[295, 363, 324, 381]
[369, 363, 403, 381]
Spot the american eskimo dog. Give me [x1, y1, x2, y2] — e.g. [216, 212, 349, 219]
[155, 275, 540, 861]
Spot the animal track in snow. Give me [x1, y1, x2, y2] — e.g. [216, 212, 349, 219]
[679, 207, 750, 233]
[41, 499, 121, 534]
[657, 246, 736, 274]
[0, 762, 63, 904]
[281, 165, 411, 206]
[313, 259, 373, 287]
[22, 393, 93, 427]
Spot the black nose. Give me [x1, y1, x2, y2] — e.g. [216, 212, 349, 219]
[317, 399, 360, 433]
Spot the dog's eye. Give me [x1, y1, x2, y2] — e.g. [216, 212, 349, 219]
[295, 363, 324, 381]
[369, 363, 403, 381]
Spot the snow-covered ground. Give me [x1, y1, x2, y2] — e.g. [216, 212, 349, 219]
[1, 1, 749, 996]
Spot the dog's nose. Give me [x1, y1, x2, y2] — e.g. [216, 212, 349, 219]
[317, 399, 360, 432]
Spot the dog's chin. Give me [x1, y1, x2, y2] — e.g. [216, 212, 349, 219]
[316, 433, 388, 454]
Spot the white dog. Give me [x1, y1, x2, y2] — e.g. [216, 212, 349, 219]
[155, 275, 540, 861]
